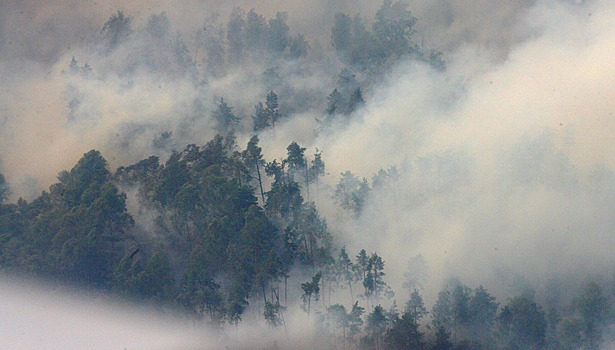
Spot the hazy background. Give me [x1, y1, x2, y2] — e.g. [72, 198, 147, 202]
[0, 0, 613, 347]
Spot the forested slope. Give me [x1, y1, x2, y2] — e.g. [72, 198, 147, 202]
[0, 1, 614, 349]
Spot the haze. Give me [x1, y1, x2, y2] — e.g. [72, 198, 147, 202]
[0, 0, 613, 348]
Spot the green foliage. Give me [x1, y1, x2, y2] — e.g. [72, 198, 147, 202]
[363, 305, 389, 349]
[178, 268, 226, 325]
[468, 286, 499, 339]
[406, 289, 428, 322]
[373, 0, 418, 59]
[286, 141, 306, 180]
[288, 34, 308, 58]
[264, 300, 284, 327]
[326, 304, 350, 340]
[432, 325, 453, 350]
[432, 285, 453, 330]
[349, 302, 365, 339]
[213, 98, 240, 134]
[331, 1, 445, 72]
[331, 13, 353, 55]
[267, 12, 290, 54]
[334, 247, 357, 301]
[384, 308, 424, 350]
[114, 250, 174, 302]
[309, 150, 325, 184]
[100, 11, 132, 52]
[569, 282, 610, 349]
[0, 150, 133, 288]
[495, 295, 547, 349]
[227, 7, 246, 63]
[300, 272, 322, 326]
[253, 91, 282, 132]
[242, 135, 266, 202]
[334, 171, 371, 217]
[324, 89, 343, 117]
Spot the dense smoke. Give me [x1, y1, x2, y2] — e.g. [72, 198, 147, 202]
[0, 0, 614, 348]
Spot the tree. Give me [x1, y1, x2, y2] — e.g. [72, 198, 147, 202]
[496, 296, 547, 349]
[252, 102, 269, 132]
[428, 49, 446, 71]
[432, 325, 453, 350]
[285, 141, 306, 182]
[201, 14, 226, 76]
[264, 300, 284, 327]
[385, 309, 424, 350]
[327, 304, 350, 342]
[352, 178, 370, 216]
[332, 170, 371, 218]
[336, 247, 356, 302]
[212, 98, 239, 134]
[346, 88, 365, 115]
[242, 135, 266, 203]
[265, 91, 282, 132]
[405, 289, 428, 322]
[432, 285, 453, 334]
[61, 150, 111, 206]
[145, 12, 171, 39]
[331, 13, 353, 56]
[245, 9, 267, 54]
[373, 0, 418, 59]
[451, 283, 471, 340]
[349, 301, 365, 340]
[363, 252, 392, 308]
[571, 282, 610, 349]
[403, 254, 428, 294]
[100, 11, 132, 52]
[227, 7, 246, 63]
[253, 91, 282, 133]
[266, 12, 290, 55]
[365, 305, 388, 350]
[287, 203, 332, 268]
[135, 252, 174, 301]
[324, 89, 343, 117]
[301, 272, 322, 322]
[288, 34, 309, 59]
[0, 173, 9, 204]
[309, 150, 325, 203]
[467, 285, 498, 340]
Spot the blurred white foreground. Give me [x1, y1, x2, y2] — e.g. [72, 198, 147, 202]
[0, 275, 210, 350]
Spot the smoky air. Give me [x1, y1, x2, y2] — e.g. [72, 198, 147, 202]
[0, 0, 613, 349]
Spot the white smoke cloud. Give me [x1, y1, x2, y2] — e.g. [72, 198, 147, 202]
[308, 0, 615, 302]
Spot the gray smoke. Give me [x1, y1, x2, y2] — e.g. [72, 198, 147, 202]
[0, 0, 614, 347]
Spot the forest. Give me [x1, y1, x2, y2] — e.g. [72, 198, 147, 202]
[0, 1, 614, 349]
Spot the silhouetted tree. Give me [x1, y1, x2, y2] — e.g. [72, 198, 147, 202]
[100, 11, 132, 52]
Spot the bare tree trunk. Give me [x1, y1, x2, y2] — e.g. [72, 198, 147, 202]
[256, 160, 265, 204]
[349, 281, 354, 304]
[305, 158, 310, 202]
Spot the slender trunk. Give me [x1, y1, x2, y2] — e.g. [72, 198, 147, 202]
[255, 160, 265, 204]
[262, 282, 267, 305]
[303, 238, 310, 268]
[349, 280, 354, 304]
[305, 161, 310, 202]
[328, 281, 332, 308]
[322, 279, 326, 310]
[315, 176, 320, 205]
[284, 275, 288, 307]
[307, 297, 311, 338]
